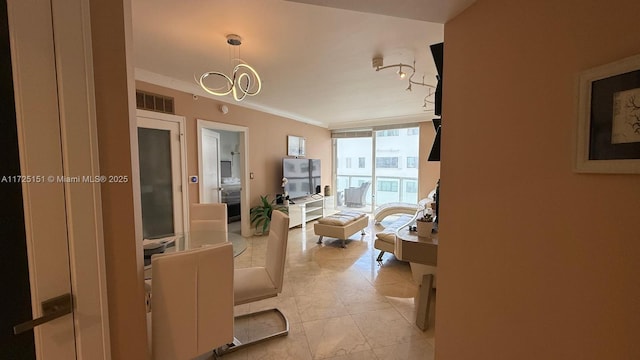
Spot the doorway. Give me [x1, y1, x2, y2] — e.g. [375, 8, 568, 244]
[200, 128, 222, 204]
[197, 119, 251, 237]
[136, 110, 188, 238]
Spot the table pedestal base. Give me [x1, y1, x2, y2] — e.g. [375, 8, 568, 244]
[416, 274, 434, 330]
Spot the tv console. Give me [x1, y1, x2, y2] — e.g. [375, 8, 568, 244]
[285, 195, 325, 228]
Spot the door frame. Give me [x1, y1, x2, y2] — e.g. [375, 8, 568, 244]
[8, 0, 110, 358]
[197, 119, 251, 237]
[136, 109, 189, 236]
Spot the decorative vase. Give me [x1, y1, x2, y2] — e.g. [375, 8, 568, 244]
[416, 221, 433, 238]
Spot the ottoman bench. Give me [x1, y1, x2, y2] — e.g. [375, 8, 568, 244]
[314, 211, 368, 248]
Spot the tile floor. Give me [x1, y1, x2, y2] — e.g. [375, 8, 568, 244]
[210, 217, 435, 360]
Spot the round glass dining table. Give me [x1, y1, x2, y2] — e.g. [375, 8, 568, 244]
[143, 230, 247, 270]
[170, 230, 247, 257]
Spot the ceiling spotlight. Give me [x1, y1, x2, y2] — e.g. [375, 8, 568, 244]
[197, 34, 262, 102]
[398, 66, 407, 79]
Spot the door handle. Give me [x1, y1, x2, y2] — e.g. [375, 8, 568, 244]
[13, 293, 72, 335]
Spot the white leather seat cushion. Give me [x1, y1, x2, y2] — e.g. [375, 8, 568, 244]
[234, 267, 277, 305]
[376, 214, 414, 243]
[317, 211, 365, 226]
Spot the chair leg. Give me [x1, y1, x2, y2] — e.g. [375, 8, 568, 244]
[376, 251, 385, 262]
[214, 308, 290, 357]
[317, 235, 323, 244]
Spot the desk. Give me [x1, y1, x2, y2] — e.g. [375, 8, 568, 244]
[396, 227, 437, 331]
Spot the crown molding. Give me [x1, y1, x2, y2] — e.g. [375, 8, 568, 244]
[134, 68, 327, 128]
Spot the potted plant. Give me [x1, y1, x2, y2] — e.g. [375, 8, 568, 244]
[416, 211, 434, 238]
[250, 195, 288, 235]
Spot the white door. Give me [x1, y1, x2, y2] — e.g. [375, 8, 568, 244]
[2, 1, 74, 358]
[200, 128, 222, 203]
[137, 115, 185, 238]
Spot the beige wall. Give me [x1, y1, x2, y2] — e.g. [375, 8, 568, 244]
[419, 122, 440, 197]
[90, 0, 148, 358]
[136, 82, 332, 208]
[436, 1, 640, 359]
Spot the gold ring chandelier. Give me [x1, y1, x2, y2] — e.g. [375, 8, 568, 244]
[198, 34, 262, 102]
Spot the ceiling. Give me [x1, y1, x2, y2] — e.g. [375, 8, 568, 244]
[131, 0, 475, 129]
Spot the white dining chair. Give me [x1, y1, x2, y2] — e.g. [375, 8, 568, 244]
[148, 242, 234, 360]
[215, 210, 290, 356]
[190, 203, 228, 233]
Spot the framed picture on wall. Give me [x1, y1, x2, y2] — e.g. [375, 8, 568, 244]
[287, 135, 305, 157]
[575, 53, 640, 173]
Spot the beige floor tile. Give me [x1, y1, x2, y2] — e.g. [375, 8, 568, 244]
[371, 338, 435, 360]
[323, 349, 378, 360]
[386, 295, 418, 323]
[245, 323, 312, 360]
[303, 315, 371, 359]
[248, 296, 302, 324]
[289, 273, 338, 296]
[374, 281, 419, 299]
[358, 262, 413, 285]
[352, 308, 424, 349]
[337, 288, 392, 315]
[295, 292, 349, 322]
[222, 219, 434, 359]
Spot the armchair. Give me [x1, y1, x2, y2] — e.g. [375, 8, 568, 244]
[344, 182, 371, 207]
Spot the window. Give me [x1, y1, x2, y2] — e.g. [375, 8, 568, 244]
[346, 158, 352, 168]
[407, 128, 419, 135]
[406, 156, 417, 168]
[405, 181, 418, 193]
[378, 129, 399, 137]
[358, 157, 365, 168]
[376, 157, 399, 168]
[377, 180, 398, 192]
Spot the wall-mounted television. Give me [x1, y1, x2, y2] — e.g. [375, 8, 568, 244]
[282, 158, 321, 199]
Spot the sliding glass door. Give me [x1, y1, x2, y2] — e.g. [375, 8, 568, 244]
[333, 126, 420, 213]
[374, 127, 420, 206]
[335, 136, 373, 213]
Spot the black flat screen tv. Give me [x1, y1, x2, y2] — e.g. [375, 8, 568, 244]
[283, 158, 321, 199]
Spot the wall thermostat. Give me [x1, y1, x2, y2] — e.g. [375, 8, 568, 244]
[189, 176, 198, 184]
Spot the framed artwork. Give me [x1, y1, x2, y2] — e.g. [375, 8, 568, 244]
[575, 53, 640, 173]
[287, 135, 305, 157]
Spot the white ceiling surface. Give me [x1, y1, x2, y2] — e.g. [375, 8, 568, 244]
[132, 0, 474, 129]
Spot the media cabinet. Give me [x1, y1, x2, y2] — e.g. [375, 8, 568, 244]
[285, 196, 333, 228]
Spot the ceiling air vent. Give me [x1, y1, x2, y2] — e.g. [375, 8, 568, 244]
[135, 90, 174, 114]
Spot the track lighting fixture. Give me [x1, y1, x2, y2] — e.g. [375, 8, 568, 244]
[372, 56, 436, 111]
